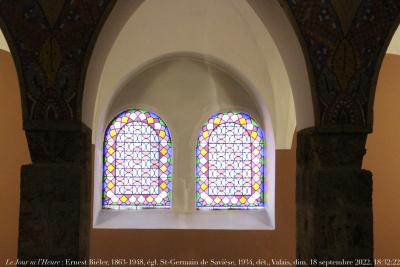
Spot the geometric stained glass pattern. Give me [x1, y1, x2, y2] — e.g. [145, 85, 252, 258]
[103, 109, 172, 209]
[196, 111, 264, 209]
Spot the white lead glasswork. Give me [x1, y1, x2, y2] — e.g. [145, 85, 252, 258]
[102, 109, 172, 209]
[196, 111, 265, 209]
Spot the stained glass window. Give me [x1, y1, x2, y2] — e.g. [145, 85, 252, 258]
[196, 111, 264, 209]
[103, 109, 172, 209]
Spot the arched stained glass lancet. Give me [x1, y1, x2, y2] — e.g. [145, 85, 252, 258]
[196, 111, 264, 209]
[103, 109, 172, 209]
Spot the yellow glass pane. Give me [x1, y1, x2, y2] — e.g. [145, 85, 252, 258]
[107, 182, 114, 189]
[253, 183, 259, 190]
[147, 117, 154, 124]
[201, 183, 207, 190]
[213, 117, 221, 124]
[107, 164, 114, 172]
[160, 182, 167, 189]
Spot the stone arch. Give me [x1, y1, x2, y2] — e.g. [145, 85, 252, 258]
[280, 1, 400, 262]
[246, 0, 314, 132]
[94, 53, 277, 228]
[83, 0, 315, 231]
[84, 0, 314, 150]
[281, 1, 400, 131]
[0, 16, 27, 119]
[0, 2, 116, 262]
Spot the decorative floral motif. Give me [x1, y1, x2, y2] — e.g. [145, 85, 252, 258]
[0, 0, 115, 120]
[287, 0, 400, 129]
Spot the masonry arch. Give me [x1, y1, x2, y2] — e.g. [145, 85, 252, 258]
[95, 53, 277, 228]
[84, 0, 313, 229]
[84, 0, 314, 150]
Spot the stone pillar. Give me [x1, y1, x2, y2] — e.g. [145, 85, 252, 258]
[18, 121, 92, 265]
[0, 1, 114, 265]
[296, 128, 373, 265]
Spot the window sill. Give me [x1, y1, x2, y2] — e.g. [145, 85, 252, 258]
[93, 208, 275, 230]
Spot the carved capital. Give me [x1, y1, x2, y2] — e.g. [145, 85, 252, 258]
[24, 121, 91, 163]
[297, 128, 367, 170]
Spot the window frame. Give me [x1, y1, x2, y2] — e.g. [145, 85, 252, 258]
[196, 111, 265, 209]
[102, 109, 173, 210]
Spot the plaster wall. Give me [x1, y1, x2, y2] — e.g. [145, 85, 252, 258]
[93, 57, 276, 229]
[90, 139, 296, 263]
[0, 50, 31, 263]
[0, 49, 399, 265]
[84, 0, 306, 150]
[0, 31, 8, 52]
[387, 25, 400, 55]
[106, 57, 266, 214]
[1, 2, 399, 264]
[363, 54, 400, 259]
[246, 0, 313, 135]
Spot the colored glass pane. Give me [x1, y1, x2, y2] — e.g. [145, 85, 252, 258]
[103, 109, 172, 209]
[196, 111, 264, 209]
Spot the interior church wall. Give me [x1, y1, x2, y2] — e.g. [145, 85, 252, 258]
[363, 53, 400, 259]
[85, 0, 302, 152]
[0, 47, 297, 263]
[0, 42, 399, 265]
[0, 50, 31, 263]
[105, 57, 265, 214]
[89, 139, 296, 262]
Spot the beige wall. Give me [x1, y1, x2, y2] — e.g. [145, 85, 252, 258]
[0, 48, 399, 265]
[0, 32, 8, 52]
[0, 50, 31, 263]
[363, 54, 400, 258]
[0, 48, 296, 264]
[90, 140, 296, 262]
[91, 56, 296, 256]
